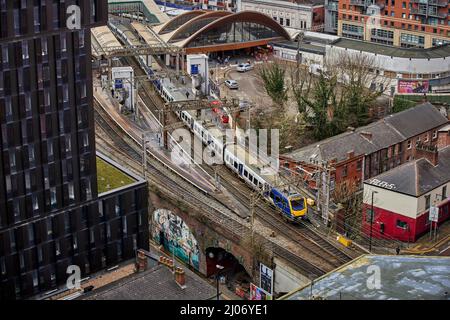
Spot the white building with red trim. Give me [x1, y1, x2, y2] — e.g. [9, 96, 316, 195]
[362, 125, 450, 242]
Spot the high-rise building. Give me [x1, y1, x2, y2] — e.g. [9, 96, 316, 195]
[0, 0, 149, 299]
[335, 0, 449, 48]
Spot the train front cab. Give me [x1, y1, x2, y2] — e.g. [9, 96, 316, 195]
[288, 195, 307, 219]
[268, 189, 294, 221]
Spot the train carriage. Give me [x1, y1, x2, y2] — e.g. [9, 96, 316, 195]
[141, 58, 309, 222]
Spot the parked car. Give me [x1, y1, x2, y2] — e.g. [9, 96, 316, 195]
[225, 79, 239, 89]
[239, 99, 251, 110]
[236, 63, 253, 72]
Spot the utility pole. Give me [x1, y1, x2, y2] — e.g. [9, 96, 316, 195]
[142, 133, 147, 179]
[369, 190, 378, 252]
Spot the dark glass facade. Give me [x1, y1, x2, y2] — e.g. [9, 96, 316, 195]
[0, 1, 149, 299]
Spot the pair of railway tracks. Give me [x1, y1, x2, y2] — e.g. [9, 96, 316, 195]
[104, 54, 357, 277]
[206, 163, 354, 270]
[94, 100, 249, 241]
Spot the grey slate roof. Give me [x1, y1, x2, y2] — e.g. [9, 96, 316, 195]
[331, 38, 450, 59]
[284, 103, 448, 164]
[364, 146, 450, 197]
[384, 103, 450, 139]
[82, 264, 216, 300]
[283, 255, 450, 300]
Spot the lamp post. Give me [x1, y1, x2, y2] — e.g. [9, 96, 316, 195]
[369, 190, 378, 252]
[216, 264, 224, 301]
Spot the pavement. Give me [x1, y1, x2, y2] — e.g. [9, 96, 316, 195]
[402, 219, 450, 256]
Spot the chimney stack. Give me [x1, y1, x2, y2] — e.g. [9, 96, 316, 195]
[437, 126, 450, 150]
[347, 150, 355, 159]
[175, 267, 186, 289]
[136, 249, 148, 272]
[415, 142, 439, 166]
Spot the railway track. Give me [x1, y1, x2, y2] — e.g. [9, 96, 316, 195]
[104, 53, 356, 275]
[95, 98, 327, 277]
[94, 99, 249, 239]
[212, 164, 353, 269]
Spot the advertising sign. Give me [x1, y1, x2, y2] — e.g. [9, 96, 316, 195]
[260, 263, 274, 295]
[397, 80, 429, 94]
[250, 283, 272, 300]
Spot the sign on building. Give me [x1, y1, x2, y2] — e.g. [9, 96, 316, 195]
[260, 263, 273, 296]
[429, 206, 439, 222]
[397, 80, 429, 94]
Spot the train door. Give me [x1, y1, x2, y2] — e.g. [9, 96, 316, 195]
[238, 163, 244, 176]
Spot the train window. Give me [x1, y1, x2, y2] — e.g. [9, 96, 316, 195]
[244, 170, 248, 177]
[270, 191, 275, 199]
[234, 162, 238, 169]
[249, 174, 253, 182]
[275, 195, 281, 204]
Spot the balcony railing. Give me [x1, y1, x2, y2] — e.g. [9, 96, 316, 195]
[350, 0, 368, 6]
[410, 0, 448, 6]
[326, 3, 338, 11]
[411, 8, 447, 18]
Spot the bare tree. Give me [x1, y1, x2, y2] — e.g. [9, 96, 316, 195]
[288, 62, 314, 118]
[331, 51, 391, 128]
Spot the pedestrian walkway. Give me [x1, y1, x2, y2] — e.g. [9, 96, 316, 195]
[402, 219, 450, 255]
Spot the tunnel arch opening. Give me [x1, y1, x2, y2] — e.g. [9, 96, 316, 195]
[206, 247, 252, 298]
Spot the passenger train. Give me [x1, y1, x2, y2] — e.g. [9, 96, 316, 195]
[134, 56, 309, 221]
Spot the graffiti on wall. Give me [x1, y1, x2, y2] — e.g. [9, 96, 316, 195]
[152, 209, 200, 271]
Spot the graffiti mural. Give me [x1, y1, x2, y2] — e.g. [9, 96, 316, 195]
[152, 209, 200, 271]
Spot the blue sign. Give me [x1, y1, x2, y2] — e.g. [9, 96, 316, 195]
[114, 79, 123, 89]
[190, 64, 199, 75]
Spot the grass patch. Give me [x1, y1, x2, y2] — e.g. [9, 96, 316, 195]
[96, 157, 136, 193]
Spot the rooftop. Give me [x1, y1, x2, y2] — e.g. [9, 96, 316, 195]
[282, 255, 450, 300]
[364, 146, 450, 197]
[283, 103, 448, 164]
[82, 263, 216, 300]
[331, 38, 450, 59]
[271, 40, 326, 55]
[96, 155, 137, 194]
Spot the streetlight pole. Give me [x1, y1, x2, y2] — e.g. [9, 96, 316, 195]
[369, 190, 378, 252]
[216, 264, 224, 301]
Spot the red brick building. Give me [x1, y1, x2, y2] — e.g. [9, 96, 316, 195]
[363, 126, 450, 242]
[336, 0, 449, 48]
[280, 103, 449, 196]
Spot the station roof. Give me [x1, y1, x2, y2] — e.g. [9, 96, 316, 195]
[282, 255, 450, 300]
[330, 38, 450, 59]
[152, 10, 291, 50]
[364, 146, 450, 197]
[283, 103, 448, 164]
